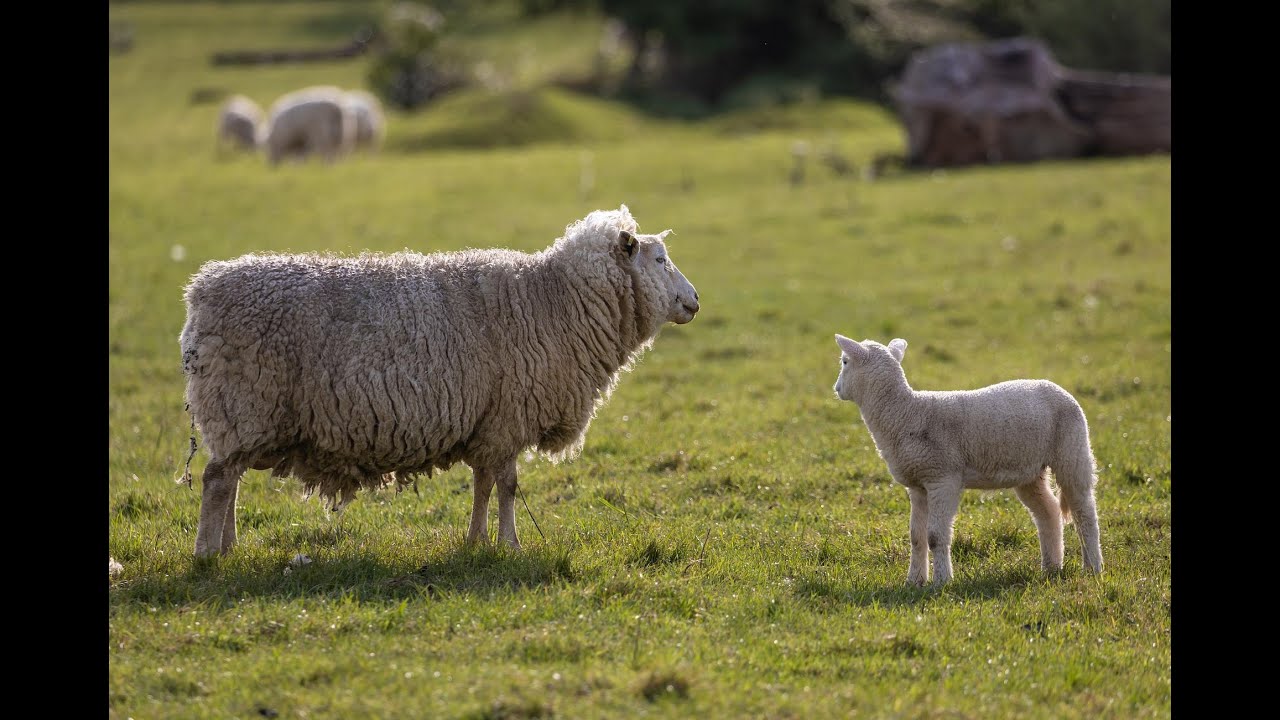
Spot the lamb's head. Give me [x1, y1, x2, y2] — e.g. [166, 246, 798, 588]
[620, 228, 699, 326]
[833, 334, 909, 403]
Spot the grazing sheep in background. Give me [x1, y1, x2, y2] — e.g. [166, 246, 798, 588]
[180, 205, 700, 558]
[259, 85, 356, 166]
[343, 89, 386, 152]
[216, 94, 263, 155]
[832, 334, 1103, 585]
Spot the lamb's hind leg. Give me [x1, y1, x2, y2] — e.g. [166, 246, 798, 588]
[1059, 476, 1104, 574]
[1014, 473, 1064, 573]
[494, 458, 522, 550]
[467, 465, 497, 545]
[194, 458, 246, 558]
[907, 487, 930, 586]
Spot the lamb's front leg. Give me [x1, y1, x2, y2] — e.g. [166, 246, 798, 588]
[466, 465, 497, 545]
[924, 480, 963, 585]
[907, 486, 930, 586]
[494, 458, 522, 550]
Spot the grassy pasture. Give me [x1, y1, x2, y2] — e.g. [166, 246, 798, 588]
[109, 3, 1171, 718]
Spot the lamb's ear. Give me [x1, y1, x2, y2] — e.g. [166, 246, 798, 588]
[888, 338, 908, 362]
[619, 229, 638, 257]
[835, 334, 864, 360]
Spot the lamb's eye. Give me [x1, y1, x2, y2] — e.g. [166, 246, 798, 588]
[841, 358, 847, 365]
[656, 257, 666, 265]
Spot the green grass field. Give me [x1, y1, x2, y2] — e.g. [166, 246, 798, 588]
[109, 3, 1171, 718]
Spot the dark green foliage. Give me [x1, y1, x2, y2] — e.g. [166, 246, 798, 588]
[366, 2, 471, 110]
[557, 0, 1170, 115]
[965, 0, 1171, 74]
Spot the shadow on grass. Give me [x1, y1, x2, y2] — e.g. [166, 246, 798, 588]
[791, 565, 1053, 608]
[109, 543, 575, 608]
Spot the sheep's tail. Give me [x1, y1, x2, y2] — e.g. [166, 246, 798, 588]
[1058, 487, 1073, 526]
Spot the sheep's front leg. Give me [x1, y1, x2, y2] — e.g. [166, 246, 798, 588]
[194, 458, 245, 559]
[1014, 476, 1064, 573]
[907, 486, 930, 586]
[924, 480, 963, 585]
[467, 465, 496, 545]
[495, 458, 522, 550]
[219, 477, 241, 553]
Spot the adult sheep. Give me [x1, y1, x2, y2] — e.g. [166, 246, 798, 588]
[180, 205, 700, 558]
[260, 85, 356, 166]
[343, 89, 386, 152]
[216, 94, 263, 155]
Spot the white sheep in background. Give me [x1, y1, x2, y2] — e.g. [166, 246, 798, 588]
[216, 94, 263, 155]
[343, 89, 386, 152]
[832, 334, 1103, 585]
[180, 205, 700, 558]
[259, 85, 356, 166]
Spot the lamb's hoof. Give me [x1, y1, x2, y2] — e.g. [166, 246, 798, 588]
[906, 576, 928, 588]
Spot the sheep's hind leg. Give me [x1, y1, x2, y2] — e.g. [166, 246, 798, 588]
[925, 480, 963, 585]
[1014, 474, 1064, 574]
[194, 458, 246, 558]
[494, 459, 522, 550]
[466, 465, 497, 545]
[907, 486, 930, 586]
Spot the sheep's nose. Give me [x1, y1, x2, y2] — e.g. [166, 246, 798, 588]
[694, 291, 699, 301]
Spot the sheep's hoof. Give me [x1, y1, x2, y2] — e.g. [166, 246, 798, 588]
[192, 553, 221, 570]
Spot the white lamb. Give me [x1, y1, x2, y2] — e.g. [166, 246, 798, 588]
[832, 334, 1103, 585]
[180, 205, 699, 558]
[343, 89, 386, 152]
[216, 94, 263, 155]
[259, 85, 356, 166]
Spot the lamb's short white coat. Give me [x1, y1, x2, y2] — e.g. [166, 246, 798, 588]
[833, 334, 1103, 586]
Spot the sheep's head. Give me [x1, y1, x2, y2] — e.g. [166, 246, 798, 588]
[833, 334, 908, 403]
[620, 228, 699, 327]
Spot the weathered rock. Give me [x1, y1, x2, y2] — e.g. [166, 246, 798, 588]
[891, 37, 1170, 167]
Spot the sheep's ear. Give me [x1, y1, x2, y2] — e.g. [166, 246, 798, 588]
[888, 338, 908, 362]
[619, 229, 638, 257]
[835, 334, 864, 360]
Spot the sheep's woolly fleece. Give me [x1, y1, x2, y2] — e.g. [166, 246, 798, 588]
[180, 206, 687, 510]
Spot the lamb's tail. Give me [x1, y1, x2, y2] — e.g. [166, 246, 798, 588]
[1058, 487, 1073, 526]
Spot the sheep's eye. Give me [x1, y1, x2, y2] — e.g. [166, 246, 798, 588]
[656, 256, 666, 265]
[841, 358, 847, 365]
